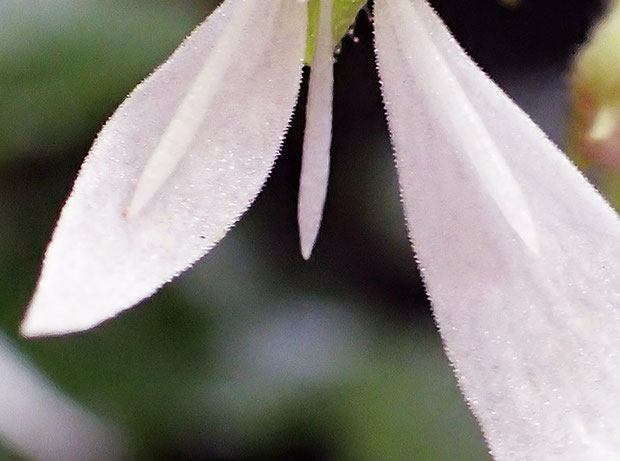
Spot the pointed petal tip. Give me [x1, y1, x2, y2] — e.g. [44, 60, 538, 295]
[20, 304, 48, 338]
[300, 240, 314, 261]
[20, 295, 100, 339]
[298, 219, 319, 260]
[19, 322, 39, 339]
[20, 308, 71, 339]
[20, 317, 95, 339]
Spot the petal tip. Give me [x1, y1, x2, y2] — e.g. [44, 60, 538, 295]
[300, 241, 314, 261]
[21, 296, 94, 338]
[20, 310, 52, 338]
[298, 223, 319, 260]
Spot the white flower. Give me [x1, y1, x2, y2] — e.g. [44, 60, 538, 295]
[20, 0, 620, 459]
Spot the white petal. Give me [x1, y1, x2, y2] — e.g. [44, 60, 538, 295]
[124, 2, 256, 219]
[375, 0, 620, 459]
[298, 0, 334, 260]
[21, 0, 307, 337]
[0, 334, 123, 459]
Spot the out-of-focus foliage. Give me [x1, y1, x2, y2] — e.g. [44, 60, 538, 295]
[569, 0, 620, 210]
[0, 0, 206, 162]
[0, 0, 606, 459]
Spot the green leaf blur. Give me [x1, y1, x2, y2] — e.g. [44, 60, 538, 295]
[306, 0, 367, 65]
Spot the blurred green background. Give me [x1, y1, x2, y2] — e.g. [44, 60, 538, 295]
[0, 0, 609, 459]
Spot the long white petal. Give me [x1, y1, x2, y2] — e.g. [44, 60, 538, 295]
[375, 0, 620, 459]
[21, 0, 307, 337]
[124, 3, 255, 219]
[0, 334, 123, 459]
[298, 0, 334, 260]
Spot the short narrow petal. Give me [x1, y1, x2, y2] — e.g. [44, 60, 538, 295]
[298, 0, 334, 260]
[21, 0, 307, 337]
[375, 0, 620, 459]
[0, 334, 123, 459]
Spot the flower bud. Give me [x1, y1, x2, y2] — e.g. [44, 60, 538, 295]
[568, 0, 620, 207]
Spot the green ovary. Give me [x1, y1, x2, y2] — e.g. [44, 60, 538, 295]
[305, 0, 367, 65]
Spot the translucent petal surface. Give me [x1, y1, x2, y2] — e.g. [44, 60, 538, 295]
[375, 0, 620, 459]
[0, 334, 123, 459]
[21, 0, 307, 336]
[298, 0, 334, 260]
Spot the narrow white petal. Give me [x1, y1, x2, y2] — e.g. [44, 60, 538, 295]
[375, 0, 620, 459]
[297, 0, 334, 260]
[125, 3, 255, 218]
[21, 0, 307, 336]
[0, 334, 123, 459]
